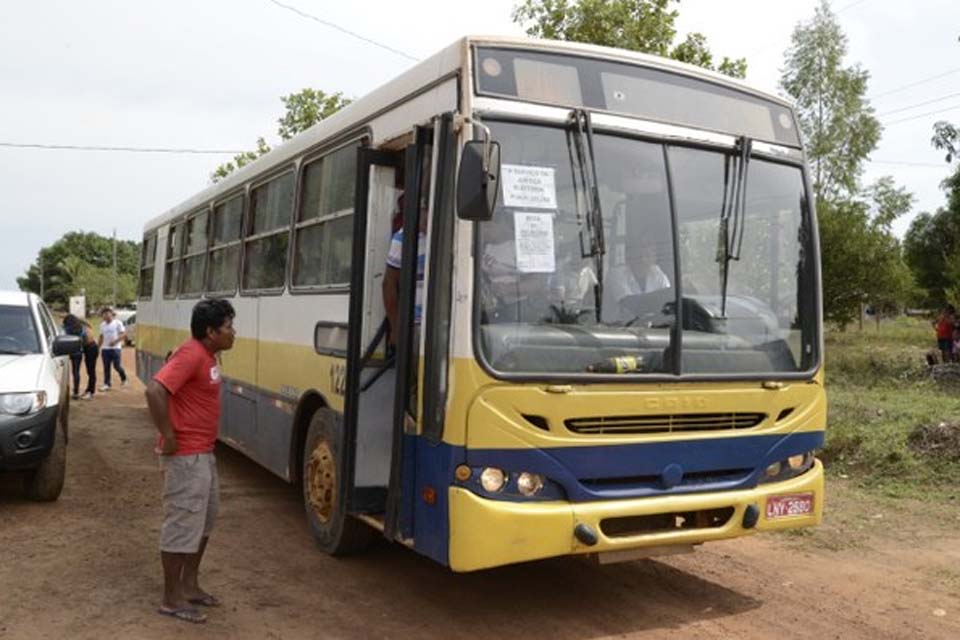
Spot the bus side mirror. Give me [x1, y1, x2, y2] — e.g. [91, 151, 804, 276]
[457, 140, 501, 221]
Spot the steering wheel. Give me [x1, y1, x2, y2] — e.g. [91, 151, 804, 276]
[618, 291, 672, 327]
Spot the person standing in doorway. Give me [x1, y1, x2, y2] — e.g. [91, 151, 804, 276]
[98, 307, 127, 390]
[145, 298, 235, 624]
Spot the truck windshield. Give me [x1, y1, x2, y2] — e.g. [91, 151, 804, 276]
[0, 305, 41, 355]
[475, 120, 817, 377]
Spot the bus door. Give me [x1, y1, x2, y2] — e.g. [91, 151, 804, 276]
[344, 146, 403, 517]
[344, 127, 433, 529]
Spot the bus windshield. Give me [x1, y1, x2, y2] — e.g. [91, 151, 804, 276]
[476, 120, 817, 377]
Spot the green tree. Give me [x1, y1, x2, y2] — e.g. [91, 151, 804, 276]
[210, 137, 271, 184]
[278, 89, 352, 141]
[903, 124, 960, 307]
[780, 1, 913, 327]
[17, 232, 140, 309]
[932, 120, 960, 163]
[781, 0, 880, 202]
[512, 0, 747, 78]
[212, 89, 352, 183]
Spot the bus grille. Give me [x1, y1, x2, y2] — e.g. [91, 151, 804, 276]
[564, 412, 765, 435]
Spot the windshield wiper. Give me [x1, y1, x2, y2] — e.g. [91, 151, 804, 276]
[569, 109, 606, 322]
[0, 349, 29, 355]
[717, 136, 752, 317]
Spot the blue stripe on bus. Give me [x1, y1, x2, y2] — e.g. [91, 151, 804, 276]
[464, 431, 825, 502]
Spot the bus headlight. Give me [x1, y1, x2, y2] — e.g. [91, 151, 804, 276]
[760, 451, 816, 483]
[480, 467, 506, 493]
[516, 472, 544, 496]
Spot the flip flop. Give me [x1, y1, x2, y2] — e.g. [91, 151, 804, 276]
[157, 606, 207, 624]
[188, 594, 222, 608]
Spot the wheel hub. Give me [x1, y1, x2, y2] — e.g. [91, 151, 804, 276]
[306, 440, 336, 523]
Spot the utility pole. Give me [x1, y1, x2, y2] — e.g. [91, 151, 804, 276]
[112, 228, 117, 308]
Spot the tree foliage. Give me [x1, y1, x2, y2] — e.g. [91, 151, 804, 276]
[780, 1, 914, 327]
[903, 130, 960, 308]
[512, 0, 747, 78]
[781, 0, 880, 202]
[211, 89, 352, 183]
[17, 232, 140, 310]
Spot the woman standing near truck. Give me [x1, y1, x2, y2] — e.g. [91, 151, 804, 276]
[63, 314, 99, 400]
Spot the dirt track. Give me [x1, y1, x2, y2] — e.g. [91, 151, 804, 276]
[1, 350, 958, 639]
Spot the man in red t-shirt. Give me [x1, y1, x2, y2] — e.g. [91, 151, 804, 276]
[145, 298, 235, 624]
[935, 304, 956, 364]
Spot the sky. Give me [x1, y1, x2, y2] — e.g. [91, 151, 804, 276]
[1, 0, 958, 289]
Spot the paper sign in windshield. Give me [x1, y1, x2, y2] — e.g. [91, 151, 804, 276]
[513, 211, 556, 273]
[502, 165, 557, 209]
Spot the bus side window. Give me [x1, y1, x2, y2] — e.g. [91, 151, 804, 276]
[163, 222, 184, 298]
[139, 234, 157, 299]
[180, 208, 210, 296]
[207, 194, 244, 295]
[293, 142, 359, 289]
[243, 171, 295, 291]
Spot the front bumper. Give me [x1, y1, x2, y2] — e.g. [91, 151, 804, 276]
[448, 459, 823, 572]
[0, 405, 59, 471]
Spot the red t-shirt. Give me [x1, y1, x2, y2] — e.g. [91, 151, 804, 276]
[937, 318, 954, 339]
[154, 338, 222, 455]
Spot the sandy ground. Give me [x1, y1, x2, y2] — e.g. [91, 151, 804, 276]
[1, 349, 958, 639]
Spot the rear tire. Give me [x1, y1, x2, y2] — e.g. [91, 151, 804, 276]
[24, 423, 66, 502]
[302, 408, 375, 555]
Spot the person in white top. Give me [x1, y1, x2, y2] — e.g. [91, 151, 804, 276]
[604, 234, 672, 319]
[98, 308, 128, 390]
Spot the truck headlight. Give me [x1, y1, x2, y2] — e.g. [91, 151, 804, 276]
[0, 391, 47, 416]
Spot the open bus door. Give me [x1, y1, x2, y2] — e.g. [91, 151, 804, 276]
[303, 124, 436, 554]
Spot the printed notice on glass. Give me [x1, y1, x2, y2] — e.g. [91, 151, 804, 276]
[502, 165, 557, 209]
[513, 211, 556, 273]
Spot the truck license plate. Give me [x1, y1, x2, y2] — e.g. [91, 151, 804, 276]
[766, 493, 814, 519]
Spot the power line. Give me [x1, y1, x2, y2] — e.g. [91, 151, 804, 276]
[870, 67, 960, 100]
[0, 142, 245, 154]
[881, 104, 960, 126]
[266, 0, 419, 62]
[877, 92, 960, 117]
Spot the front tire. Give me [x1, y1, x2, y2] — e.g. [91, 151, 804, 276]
[302, 408, 375, 555]
[24, 423, 66, 501]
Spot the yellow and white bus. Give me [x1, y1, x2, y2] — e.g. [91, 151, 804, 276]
[137, 36, 825, 572]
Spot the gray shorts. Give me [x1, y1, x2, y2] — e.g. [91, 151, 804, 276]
[159, 453, 219, 553]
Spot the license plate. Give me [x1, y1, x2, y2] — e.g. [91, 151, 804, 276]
[766, 492, 814, 519]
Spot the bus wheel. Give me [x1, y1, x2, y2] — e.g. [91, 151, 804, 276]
[302, 408, 375, 555]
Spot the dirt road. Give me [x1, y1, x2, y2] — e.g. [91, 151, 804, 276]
[1, 350, 958, 639]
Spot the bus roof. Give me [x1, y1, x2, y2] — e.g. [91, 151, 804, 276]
[144, 35, 790, 234]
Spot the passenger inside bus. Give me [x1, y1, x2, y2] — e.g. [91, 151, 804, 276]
[382, 195, 427, 346]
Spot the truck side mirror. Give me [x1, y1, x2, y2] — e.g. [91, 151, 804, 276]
[52, 335, 82, 357]
[456, 140, 501, 221]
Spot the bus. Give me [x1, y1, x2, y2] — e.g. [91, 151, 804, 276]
[136, 36, 825, 572]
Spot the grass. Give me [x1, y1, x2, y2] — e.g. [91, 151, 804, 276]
[822, 316, 960, 502]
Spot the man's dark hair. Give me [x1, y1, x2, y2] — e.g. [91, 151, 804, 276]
[191, 298, 235, 340]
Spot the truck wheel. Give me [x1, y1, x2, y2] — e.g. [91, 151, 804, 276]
[302, 408, 375, 555]
[24, 425, 66, 501]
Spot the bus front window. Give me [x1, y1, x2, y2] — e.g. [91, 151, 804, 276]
[475, 121, 816, 377]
